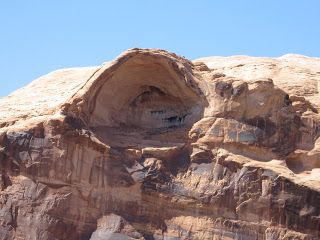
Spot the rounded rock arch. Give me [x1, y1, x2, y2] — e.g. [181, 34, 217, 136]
[75, 50, 205, 130]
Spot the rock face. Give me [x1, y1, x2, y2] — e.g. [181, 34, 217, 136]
[0, 49, 320, 240]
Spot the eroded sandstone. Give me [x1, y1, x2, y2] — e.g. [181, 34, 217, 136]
[0, 49, 319, 239]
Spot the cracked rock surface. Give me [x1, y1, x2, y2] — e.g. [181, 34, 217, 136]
[0, 49, 320, 239]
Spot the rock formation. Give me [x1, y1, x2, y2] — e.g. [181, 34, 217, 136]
[0, 48, 319, 239]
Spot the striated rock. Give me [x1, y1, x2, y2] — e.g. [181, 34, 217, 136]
[0, 48, 320, 239]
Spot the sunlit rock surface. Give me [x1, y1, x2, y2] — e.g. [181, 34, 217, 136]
[0, 49, 320, 239]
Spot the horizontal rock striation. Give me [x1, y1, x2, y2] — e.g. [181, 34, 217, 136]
[0, 49, 320, 239]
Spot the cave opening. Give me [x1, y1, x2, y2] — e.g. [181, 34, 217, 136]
[85, 55, 204, 147]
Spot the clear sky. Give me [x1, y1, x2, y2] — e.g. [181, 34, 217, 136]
[0, 1, 319, 97]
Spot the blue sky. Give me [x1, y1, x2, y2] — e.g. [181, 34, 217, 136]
[0, 1, 319, 97]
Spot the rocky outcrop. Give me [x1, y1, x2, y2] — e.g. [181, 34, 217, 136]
[0, 49, 320, 239]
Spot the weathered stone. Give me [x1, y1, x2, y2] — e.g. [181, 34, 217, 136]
[0, 49, 319, 239]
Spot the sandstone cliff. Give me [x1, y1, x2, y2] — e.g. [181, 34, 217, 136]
[0, 49, 320, 240]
